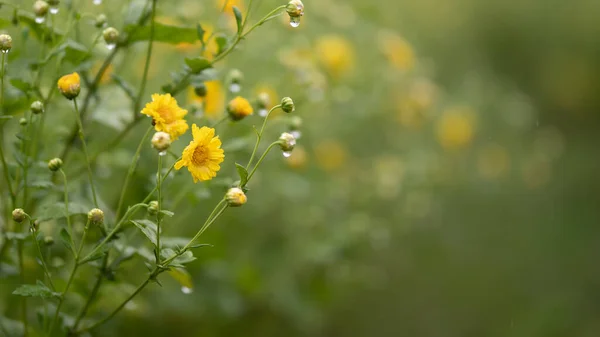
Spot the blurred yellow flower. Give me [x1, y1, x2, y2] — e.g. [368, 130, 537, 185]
[285, 145, 308, 170]
[436, 107, 476, 150]
[57, 72, 81, 100]
[477, 143, 510, 179]
[188, 80, 225, 120]
[91, 62, 113, 84]
[377, 30, 415, 71]
[314, 140, 347, 172]
[227, 96, 253, 121]
[175, 124, 225, 182]
[217, 0, 245, 31]
[141, 94, 189, 140]
[314, 35, 355, 79]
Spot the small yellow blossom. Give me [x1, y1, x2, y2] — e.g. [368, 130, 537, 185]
[141, 94, 189, 140]
[189, 80, 225, 119]
[314, 35, 355, 79]
[227, 96, 253, 121]
[57, 72, 81, 100]
[314, 140, 347, 172]
[175, 124, 225, 182]
[377, 30, 415, 71]
[436, 107, 476, 150]
[226, 187, 247, 207]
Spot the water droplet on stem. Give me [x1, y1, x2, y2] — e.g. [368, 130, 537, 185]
[283, 151, 292, 158]
[290, 17, 301, 28]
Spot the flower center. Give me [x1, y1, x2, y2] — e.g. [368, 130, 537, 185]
[192, 145, 208, 166]
[158, 106, 175, 123]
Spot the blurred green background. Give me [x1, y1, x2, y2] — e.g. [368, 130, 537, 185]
[3, 0, 600, 336]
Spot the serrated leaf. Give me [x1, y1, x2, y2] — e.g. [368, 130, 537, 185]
[160, 237, 189, 248]
[184, 57, 212, 74]
[13, 280, 61, 299]
[59, 228, 75, 255]
[128, 23, 198, 44]
[161, 248, 196, 267]
[131, 219, 158, 247]
[233, 6, 243, 33]
[235, 163, 249, 187]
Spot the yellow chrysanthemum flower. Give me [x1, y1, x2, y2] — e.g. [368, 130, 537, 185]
[314, 35, 355, 79]
[188, 80, 225, 120]
[57, 72, 81, 100]
[377, 30, 416, 71]
[436, 107, 476, 150]
[227, 96, 253, 121]
[175, 124, 225, 182]
[141, 94, 189, 140]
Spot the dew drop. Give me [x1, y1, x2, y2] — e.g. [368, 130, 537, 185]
[289, 17, 301, 28]
[181, 286, 193, 294]
[291, 130, 302, 139]
[35, 16, 46, 24]
[158, 151, 167, 157]
[50, 7, 59, 14]
[93, 0, 102, 4]
[258, 108, 268, 117]
[283, 151, 292, 158]
[106, 43, 116, 50]
[229, 83, 241, 93]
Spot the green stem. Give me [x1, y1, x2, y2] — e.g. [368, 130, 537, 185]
[22, 112, 34, 208]
[247, 141, 279, 182]
[247, 104, 281, 170]
[133, 0, 158, 115]
[72, 99, 99, 209]
[115, 126, 153, 220]
[71, 254, 107, 331]
[29, 221, 55, 291]
[49, 220, 90, 334]
[59, 169, 75, 254]
[0, 52, 15, 206]
[155, 153, 163, 264]
[17, 236, 28, 337]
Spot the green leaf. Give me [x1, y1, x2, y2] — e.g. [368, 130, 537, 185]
[161, 248, 196, 267]
[184, 57, 212, 74]
[235, 163, 249, 187]
[17, 13, 63, 44]
[111, 74, 136, 100]
[0, 116, 12, 124]
[160, 210, 174, 217]
[233, 6, 243, 33]
[189, 243, 213, 249]
[59, 228, 75, 255]
[215, 34, 228, 55]
[131, 219, 158, 247]
[27, 180, 53, 189]
[62, 41, 91, 64]
[196, 23, 206, 43]
[13, 280, 61, 299]
[123, 0, 148, 26]
[9, 79, 33, 95]
[128, 23, 198, 44]
[167, 267, 194, 290]
[38, 202, 90, 221]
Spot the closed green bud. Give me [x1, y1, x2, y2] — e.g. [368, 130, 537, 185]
[33, 1, 49, 18]
[194, 83, 207, 97]
[226, 187, 247, 207]
[151, 132, 171, 152]
[30, 100, 44, 114]
[95, 14, 107, 28]
[286, 0, 304, 18]
[48, 158, 63, 172]
[19, 118, 27, 126]
[44, 236, 54, 246]
[147, 201, 159, 215]
[281, 97, 295, 113]
[278, 132, 296, 152]
[103, 27, 119, 45]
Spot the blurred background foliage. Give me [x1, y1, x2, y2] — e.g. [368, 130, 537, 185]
[1, 0, 600, 336]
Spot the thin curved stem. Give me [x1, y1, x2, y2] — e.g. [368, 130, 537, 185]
[0, 52, 15, 206]
[247, 141, 279, 182]
[72, 99, 99, 209]
[60, 169, 73, 244]
[155, 154, 162, 264]
[29, 222, 55, 291]
[115, 126, 153, 220]
[247, 104, 281, 170]
[133, 0, 158, 115]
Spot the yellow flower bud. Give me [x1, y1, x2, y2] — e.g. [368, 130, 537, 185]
[48, 158, 63, 172]
[227, 96, 253, 121]
[226, 187, 247, 207]
[57, 72, 81, 100]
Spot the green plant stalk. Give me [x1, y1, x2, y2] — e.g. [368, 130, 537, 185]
[60, 169, 75, 252]
[17, 233, 28, 337]
[133, 0, 158, 116]
[76, 202, 229, 334]
[115, 126, 153, 220]
[71, 255, 108, 331]
[49, 220, 90, 334]
[22, 112, 35, 208]
[79, 203, 147, 264]
[247, 104, 281, 170]
[72, 99, 99, 209]
[0, 52, 15, 206]
[247, 141, 279, 182]
[29, 219, 55, 291]
[155, 153, 163, 264]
